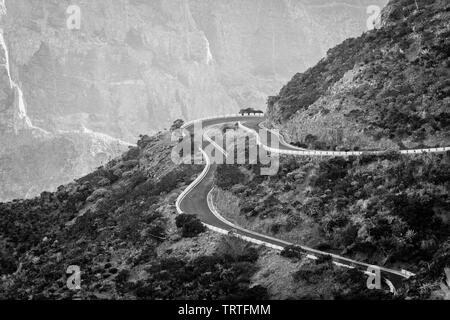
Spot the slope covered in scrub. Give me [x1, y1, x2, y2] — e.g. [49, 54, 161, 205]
[214, 151, 450, 299]
[0, 131, 271, 300]
[268, 0, 450, 151]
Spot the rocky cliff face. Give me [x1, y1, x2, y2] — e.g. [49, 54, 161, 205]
[0, 0, 385, 201]
[268, 0, 450, 151]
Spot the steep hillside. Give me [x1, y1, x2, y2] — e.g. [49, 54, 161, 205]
[0, 125, 395, 300]
[268, 0, 450, 151]
[213, 151, 450, 299]
[0, 0, 386, 201]
[0, 129, 130, 201]
[0, 130, 272, 299]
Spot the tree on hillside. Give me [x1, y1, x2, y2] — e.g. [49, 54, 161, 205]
[170, 119, 185, 131]
[175, 214, 206, 238]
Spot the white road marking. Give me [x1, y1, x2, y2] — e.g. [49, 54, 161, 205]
[176, 114, 426, 283]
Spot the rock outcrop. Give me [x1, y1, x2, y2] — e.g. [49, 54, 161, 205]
[0, 0, 385, 200]
[268, 0, 450, 151]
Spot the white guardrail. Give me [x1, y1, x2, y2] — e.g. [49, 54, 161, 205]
[181, 113, 264, 130]
[207, 186, 400, 293]
[239, 122, 450, 157]
[175, 114, 417, 289]
[201, 129, 411, 282]
[181, 114, 449, 157]
[175, 115, 263, 214]
[207, 187, 285, 251]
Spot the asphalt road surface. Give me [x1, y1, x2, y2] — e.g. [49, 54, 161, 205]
[178, 115, 411, 290]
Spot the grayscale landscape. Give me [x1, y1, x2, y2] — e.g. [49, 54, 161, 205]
[0, 0, 449, 302]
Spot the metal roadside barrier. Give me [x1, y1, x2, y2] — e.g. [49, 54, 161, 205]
[181, 113, 265, 130]
[207, 186, 414, 284]
[175, 114, 421, 289]
[239, 122, 450, 157]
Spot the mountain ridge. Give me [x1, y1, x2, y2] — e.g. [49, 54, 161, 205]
[267, 0, 450, 151]
[0, 0, 385, 201]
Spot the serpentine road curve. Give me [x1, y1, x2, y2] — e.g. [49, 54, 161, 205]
[175, 114, 449, 292]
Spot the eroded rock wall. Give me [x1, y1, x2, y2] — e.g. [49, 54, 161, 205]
[0, 0, 384, 200]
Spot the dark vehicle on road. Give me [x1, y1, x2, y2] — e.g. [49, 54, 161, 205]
[239, 108, 264, 115]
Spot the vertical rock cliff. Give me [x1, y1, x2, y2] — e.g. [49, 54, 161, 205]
[0, 0, 386, 201]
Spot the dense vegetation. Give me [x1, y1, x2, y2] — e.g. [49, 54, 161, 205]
[269, 0, 450, 147]
[129, 237, 267, 300]
[280, 248, 393, 300]
[2, 0, 449, 301]
[175, 214, 206, 238]
[215, 152, 450, 299]
[0, 133, 266, 300]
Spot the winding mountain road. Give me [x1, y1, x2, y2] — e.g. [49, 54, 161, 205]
[175, 114, 447, 291]
[240, 121, 450, 156]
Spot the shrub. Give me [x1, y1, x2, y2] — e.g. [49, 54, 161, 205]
[315, 254, 333, 265]
[216, 236, 259, 263]
[175, 214, 206, 238]
[280, 245, 303, 259]
[0, 248, 17, 275]
[293, 262, 332, 284]
[148, 223, 166, 241]
[116, 269, 130, 284]
[170, 119, 185, 131]
[122, 147, 140, 161]
[215, 166, 246, 190]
